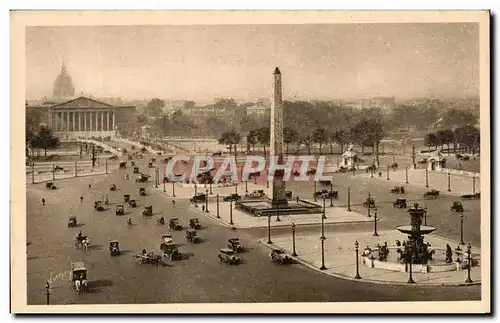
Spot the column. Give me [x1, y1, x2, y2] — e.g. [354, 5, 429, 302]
[106, 111, 110, 132]
[66, 112, 70, 132]
[83, 112, 87, 132]
[78, 111, 82, 131]
[72, 112, 76, 132]
[112, 111, 116, 132]
[90, 111, 93, 132]
[100, 111, 104, 132]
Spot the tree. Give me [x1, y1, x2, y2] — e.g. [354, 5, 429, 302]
[183, 100, 196, 110]
[283, 127, 298, 154]
[441, 128, 455, 153]
[454, 125, 480, 154]
[424, 132, 439, 150]
[35, 126, 60, 157]
[333, 130, 348, 154]
[246, 129, 258, 152]
[440, 108, 478, 128]
[256, 127, 270, 157]
[218, 130, 241, 155]
[350, 119, 385, 154]
[312, 127, 328, 154]
[146, 98, 164, 118]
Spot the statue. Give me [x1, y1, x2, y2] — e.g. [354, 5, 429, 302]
[445, 244, 453, 263]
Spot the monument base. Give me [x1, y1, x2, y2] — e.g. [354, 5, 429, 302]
[268, 198, 289, 208]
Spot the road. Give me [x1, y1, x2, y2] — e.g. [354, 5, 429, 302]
[26, 150, 481, 305]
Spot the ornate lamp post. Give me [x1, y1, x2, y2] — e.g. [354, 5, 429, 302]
[425, 168, 429, 188]
[313, 181, 317, 202]
[276, 203, 281, 222]
[216, 194, 220, 218]
[405, 166, 409, 184]
[424, 206, 428, 226]
[465, 244, 473, 283]
[321, 198, 326, 238]
[411, 143, 416, 169]
[163, 174, 166, 192]
[373, 210, 379, 236]
[347, 186, 351, 212]
[172, 182, 176, 197]
[209, 182, 213, 195]
[329, 188, 334, 207]
[367, 193, 372, 217]
[245, 180, 248, 193]
[472, 176, 476, 195]
[407, 243, 415, 284]
[229, 200, 234, 225]
[319, 236, 327, 270]
[386, 165, 390, 180]
[205, 189, 209, 212]
[460, 213, 465, 245]
[45, 280, 50, 305]
[31, 164, 35, 184]
[267, 214, 272, 244]
[354, 240, 361, 279]
[291, 223, 297, 256]
[155, 168, 158, 188]
[447, 172, 451, 192]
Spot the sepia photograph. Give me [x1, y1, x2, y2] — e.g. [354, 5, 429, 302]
[11, 10, 490, 313]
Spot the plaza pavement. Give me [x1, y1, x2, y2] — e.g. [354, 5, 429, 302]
[259, 230, 481, 286]
[357, 168, 480, 196]
[26, 165, 118, 184]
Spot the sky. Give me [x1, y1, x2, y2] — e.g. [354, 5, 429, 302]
[25, 23, 479, 102]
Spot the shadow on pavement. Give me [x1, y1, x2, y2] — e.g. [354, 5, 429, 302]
[87, 245, 102, 251]
[88, 279, 113, 289]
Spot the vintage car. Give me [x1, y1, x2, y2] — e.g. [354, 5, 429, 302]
[94, 201, 105, 211]
[418, 158, 428, 165]
[115, 204, 125, 216]
[270, 248, 293, 264]
[123, 194, 131, 203]
[189, 218, 202, 230]
[109, 240, 120, 256]
[142, 206, 153, 217]
[190, 193, 207, 203]
[423, 189, 440, 199]
[148, 162, 153, 168]
[185, 229, 201, 243]
[71, 262, 88, 294]
[314, 189, 338, 199]
[136, 174, 149, 183]
[223, 193, 241, 202]
[133, 167, 139, 174]
[451, 201, 464, 212]
[169, 218, 183, 230]
[157, 217, 165, 225]
[139, 188, 146, 196]
[362, 197, 376, 208]
[128, 199, 137, 208]
[45, 182, 57, 190]
[227, 238, 246, 253]
[285, 191, 293, 199]
[319, 180, 333, 187]
[161, 234, 173, 245]
[151, 158, 156, 163]
[244, 190, 265, 198]
[110, 184, 117, 191]
[68, 215, 77, 228]
[390, 186, 405, 194]
[461, 192, 481, 200]
[131, 161, 135, 166]
[160, 243, 182, 260]
[393, 198, 407, 209]
[119, 162, 126, 169]
[218, 248, 240, 265]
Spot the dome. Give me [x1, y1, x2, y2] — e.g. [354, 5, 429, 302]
[53, 63, 75, 99]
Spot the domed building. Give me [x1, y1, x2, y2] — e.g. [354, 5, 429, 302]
[52, 62, 75, 99]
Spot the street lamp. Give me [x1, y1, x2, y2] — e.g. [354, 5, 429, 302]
[155, 168, 158, 188]
[424, 206, 428, 226]
[460, 213, 465, 245]
[52, 164, 55, 180]
[194, 183, 198, 196]
[216, 194, 220, 218]
[45, 280, 50, 305]
[447, 172, 451, 192]
[367, 193, 372, 217]
[329, 188, 334, 207]
[205, 189, 209, 212]
[405, 166, 409, 184]
[321, 198, 326, 238]
[235, 181, 238, 195]
[347, 186, 351, 212]
[354, 240, 361, 279]
[172, 182, 176, 197]
[472, 176, 476, 194]
[163, 174, 166, 192]
[386, 165, 390, 180]
[373, 210, 379, 236]
[291, 223, 297, 256]
[245, 180, 248, 193]
[267, 215, 272, 244]
[319, 236, 327, 270]
[229, 200, 234, 225]
[313, 181, 317, 202]
[411, 143, 416, 169]
[209, 182, 213, 195]
[465, 244, 473, 283]
[407, 243, 415, 284]
[425, 168, 429, 188]
[322, 196, 327, 220]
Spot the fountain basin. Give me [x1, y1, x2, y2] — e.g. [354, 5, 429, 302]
[396, 225, 437, 235]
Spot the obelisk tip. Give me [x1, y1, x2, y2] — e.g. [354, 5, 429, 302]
[273, 67, 281, 75]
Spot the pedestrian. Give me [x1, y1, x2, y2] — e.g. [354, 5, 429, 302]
[41, 198, 45, 206]
[202, 205, 205, 212]
[80, 196, 83, 203]
[172, 200, 176, 206]
[296, 196, 299, 203]
[88, 184, 91, 189]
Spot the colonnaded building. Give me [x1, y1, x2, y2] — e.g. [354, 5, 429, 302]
[26, 63, 136, 139]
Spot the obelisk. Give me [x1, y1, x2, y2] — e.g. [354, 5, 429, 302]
[269, 67, 288, 207]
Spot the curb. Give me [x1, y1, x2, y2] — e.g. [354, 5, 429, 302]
[28, 172, 110, 185]
[257, 239, 481, 287]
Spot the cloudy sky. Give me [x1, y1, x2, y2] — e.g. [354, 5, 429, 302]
[25, 23, 479, 102]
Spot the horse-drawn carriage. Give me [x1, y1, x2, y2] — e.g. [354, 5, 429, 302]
[71, 262, 88, 294]
[227, 238, 246, 253]
[388, 162, 398, 171]
[417, 158, 428, 165]
[390, 186, 405, 194]
[161, 234, 173, 245]
[319, 180, 332, 187]
[169, 218, 183, 230]
[109, 240, 120, 256]
[185, 229, 202, 243]
[362, 197, 376, 208]
[189, 218, 201, 229]
[285, 191, 293, 199]
[115, 204, 125, 216]
[74, 234, 90, 250]
[223, 193, 241, 202]
[423, 189, 440, 199]
[314, 189, 338, 199]
[450, 201, 464, 212]
[94, 201, 105, 211]
[68, 215, 77, 228]
[393, 198, 407, 209]
[139, 187, 146, 196]
[142, 206, 153, 217]
[244, 190, 265, 198]
[134, 251, 162, 266]
[306, 168, 316, 176]
[110, 184, 117, 191]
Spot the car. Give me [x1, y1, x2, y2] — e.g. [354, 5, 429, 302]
[223, 193, 241, 202]
[68, 216, 77, 228]
[190, 193, 207, 203]
[128, 199, 137, 208]
[139, 188, 146, 196]
[115, 204, 125, 216]
[142, 206, 153, 217]
[109, 240, 120, 256]
[189, 218, 202, 230]
[110, 184, 117, 191]
[136, 174, 149, 183]
[133, 167, 139, 173]
[123, 194, 131, 203]
[185, 229, 201, 243]
[245, 190, 265, 198]
[393, 198, 407, 209]
[451, 201, 464, 212]
[45, 182, 57, 190]
[160, 243, 182, 260]
[218, 248, 240, 265]
[390, 186, 405, 194]
[119, 162, 126, 169]
[423, 190, 440, 199]
[461, 192, 481, 200]
[270, 249, 293, 264]
[285, 191, 293, 199]
[169, 218, 183, 230]
[131, 161, 135, 166]
[94, 201, 105, 211]
[71, 262, 88, 294]
[148, 162, 153, 168]
[227, 238, 246, 253]
[161, 234, 173, 245]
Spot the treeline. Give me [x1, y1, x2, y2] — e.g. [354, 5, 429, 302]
[424, 125, 480, 154]
[26, 127, 60, 157]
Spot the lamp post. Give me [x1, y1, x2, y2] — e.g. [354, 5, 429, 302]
[229, 200, 234, 225]
[45, 280, 50, 305]
[472, 176, 476, 195]
[405, 166, 409, 184]
[447, 172, 451, 192]
[245, 180, 248, 193]
[216, 194, 220, 218]
[31, 164, 35, 184]
[460, 213, 465, 245]
[313, 181, 317, 202]
[329, 188, 334, 207]
[425, 168, 429, 188]
[163, 175, 166, 192]
[347, 186, 351, 212]
[465, 244, 473, 283]
[267, 215, 272, 244]
[373, 210, 379, 236]
[321, 198, 326, 238]
[266, 180, 269, 188]
[367, 193, 372, 217]
[205, 189, 209, 212]
[411, 143, 416, 169]
[354, 240, 361, 279]
[52, 164, 55, 180]
[407, 243, 415, 284]
[291, 223, 297, 256]
[386, 165, 390, 180]
[209, 182, 213, 195]
[424, 206, 428, 226]
[155, 168, 158, 188]
[105, 158, 108, 174]
[319, 236, 327, 270]
[172, 182, 176, 197]
[322, 196, 327, 219]
[276, 203, 281, 221]
[75, 160, 78, 177]
[194, 183, 198, 196]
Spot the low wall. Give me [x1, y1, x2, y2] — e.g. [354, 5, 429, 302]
[436, 168, 480, 178]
